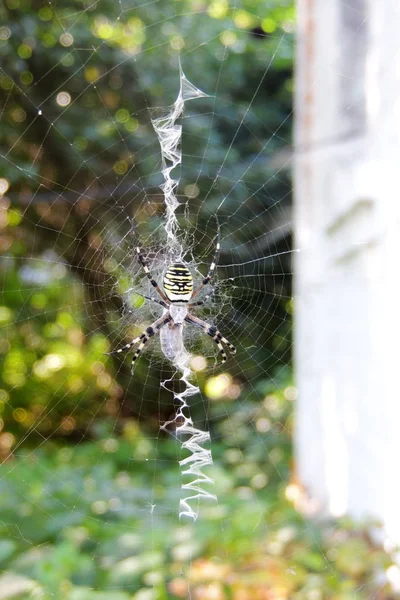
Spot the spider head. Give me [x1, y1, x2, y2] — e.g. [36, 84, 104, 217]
[163, 263, 193, 303]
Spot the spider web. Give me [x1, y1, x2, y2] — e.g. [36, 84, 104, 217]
[0, 1, 397, 598]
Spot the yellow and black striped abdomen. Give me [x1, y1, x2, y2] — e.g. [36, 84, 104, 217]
[163, 263, 193, 302]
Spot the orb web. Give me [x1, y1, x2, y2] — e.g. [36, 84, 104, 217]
[0, 1, 396, 599]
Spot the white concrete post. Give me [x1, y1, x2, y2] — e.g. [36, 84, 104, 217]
[294, 0, 400, 541]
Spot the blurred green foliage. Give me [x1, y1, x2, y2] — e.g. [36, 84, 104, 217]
[0, 380, 398, 599]
[0, 2, 398, 598]
[0, 260, 121, 445]
[0, 0, 294, 441]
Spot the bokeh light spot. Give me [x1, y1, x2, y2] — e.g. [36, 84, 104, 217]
[220, 30, 236, 46]
[0, 178, 10, 196]
[205, 373, 232, 399]
[0, 26, 11, 40]
[56, 91, 72, 107]
[60, 32, 74, 47]
[191, 355, 207, 371]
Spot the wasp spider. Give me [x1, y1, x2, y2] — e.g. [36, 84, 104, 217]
[109, 238, 236, 372]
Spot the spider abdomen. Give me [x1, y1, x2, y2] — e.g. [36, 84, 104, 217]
[163, 263, 193, 302]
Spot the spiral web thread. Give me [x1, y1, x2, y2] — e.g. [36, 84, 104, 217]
[151, 66, 216, 520]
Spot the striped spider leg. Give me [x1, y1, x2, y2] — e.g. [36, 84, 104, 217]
[108, 313, 172, 372]
[108, 234, 236, 370]
[134, 292, 168, 309]
[136, 246, 170, 304]
[188, 290, 214, 308]
[185, 313, 236, 363]
[186, 232, 236, 362]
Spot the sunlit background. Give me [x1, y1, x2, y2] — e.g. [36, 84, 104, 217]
[1, 0, 400, 598]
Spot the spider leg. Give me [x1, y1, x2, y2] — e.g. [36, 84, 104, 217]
[135, 292, 168, 309]
[136, 247, 169, 303]
[191, 229, 220, 299]
[107, 314, 172, 372]
[185, 313, 236, 363]
[188, 291, 214, 308]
